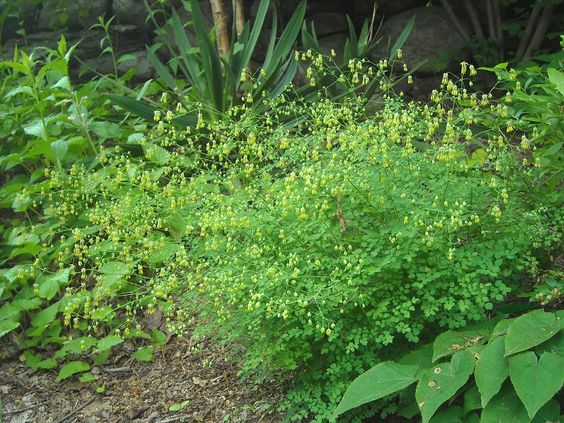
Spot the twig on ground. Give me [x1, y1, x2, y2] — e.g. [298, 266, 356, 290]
[157, 415, 191, 423]
[103, 366, 132, 373]
[53, 396, 96, 423]
[4, 402, 47, 415]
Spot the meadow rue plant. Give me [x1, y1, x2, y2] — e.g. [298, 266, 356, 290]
[142, 60, 560, 420]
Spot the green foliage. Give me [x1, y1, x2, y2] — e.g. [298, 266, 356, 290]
[336, 309, 564, 422]
[0, 24, 562, 423]
[111, 0, 306, 122]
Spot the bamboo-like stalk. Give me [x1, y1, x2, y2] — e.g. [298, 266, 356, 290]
[210, 0, 230, 55]
[234, 0, 245, 37]
[515, 4, 541, 61]
[438, 0, 470, 41]
[463, 0, 484, 39]
[522, 3, 555, 61]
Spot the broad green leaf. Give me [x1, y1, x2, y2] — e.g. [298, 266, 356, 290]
[54, 336, 97, 359]
[133, 346, 153, 362]
[79, 372, 95, 383]
[31, 301, 60, 327]
[99, 261, 130, 284]
[23, 351, 42, 370]
[148, 241, 179, 265]
[96, 335, 123, 352]
[37, 358, 57, 369]
[505, 310, 560, 356]
[491, 318, 514, 339]
[399, 343, 433, 374]
[94, 349, 111, 366]
[475, 336, 509, 407]
[169, 400, 190, 412]
[0, 303, 21, 322]
[142, 142, 170, 165]
[428, 406, 462, 423]
[547, 68, 564, 96]
[432, 330, 486, 362]
[333, 361, 418, 417]
[151, 329, 168, 346]
[23, 120, 46, 139]
[509, 351, 564, 419]
[50, 140, 68, 163]
[37, 269, 69, 300]
[415, 350, 476, 423]
[535, 331, 564, 356]
[462, 385, 481, 416]
[481, 386, 530, 423]
[52, 76, 71, 91]
[90, 121, 121, 141]
[531, 399, 560, 423]
[12, 298, 41, 312]
[56, 360, 90, 381]
[0, 319, 20, 337]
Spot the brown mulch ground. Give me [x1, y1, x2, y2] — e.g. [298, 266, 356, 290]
[0, 335, 287, 423]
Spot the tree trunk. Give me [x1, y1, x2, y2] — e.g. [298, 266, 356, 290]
[522, 3, 555, 61]
[463, 0, 484, 39]
[210, 0, 230, 55]
[234, 0, 245, 37]
[439, 0, 470, 42]
[515, 4, 541, 61]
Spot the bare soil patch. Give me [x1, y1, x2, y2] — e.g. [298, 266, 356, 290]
[0, 336, 285, 423]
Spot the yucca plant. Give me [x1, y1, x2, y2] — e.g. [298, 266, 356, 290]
[109, 0, 305, 123]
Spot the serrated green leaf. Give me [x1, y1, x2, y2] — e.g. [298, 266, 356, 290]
[0, 319, 20, 337]
[96, 335, 123, 352]
[334, 361, 418, 417]
[509, 351, 564, 419]
[547, 68, 564, 96]
[505, 310, 560, 356]
[23, 120, 46, 138]
[132, 346, 153, 362]
[475, 336, 509, 407]
[31, 301, 60, 327]
[90, 121, 122, 141]
[142, 142, 170, 165]
[57, 360, 90, 381]
[151, 329, 168, 346]
[38, 269, 69, 300]
[416, 350, 476, 423]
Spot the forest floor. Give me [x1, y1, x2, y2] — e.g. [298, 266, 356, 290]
[0, 333, 286, 423]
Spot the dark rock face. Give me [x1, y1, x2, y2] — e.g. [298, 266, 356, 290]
[375, 6, 467, 75]
[37, 0, 111, 30]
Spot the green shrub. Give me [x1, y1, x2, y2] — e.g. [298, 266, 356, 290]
[335, 309, 563, 422]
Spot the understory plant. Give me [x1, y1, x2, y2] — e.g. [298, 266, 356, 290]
[335, 309, 563, 422]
